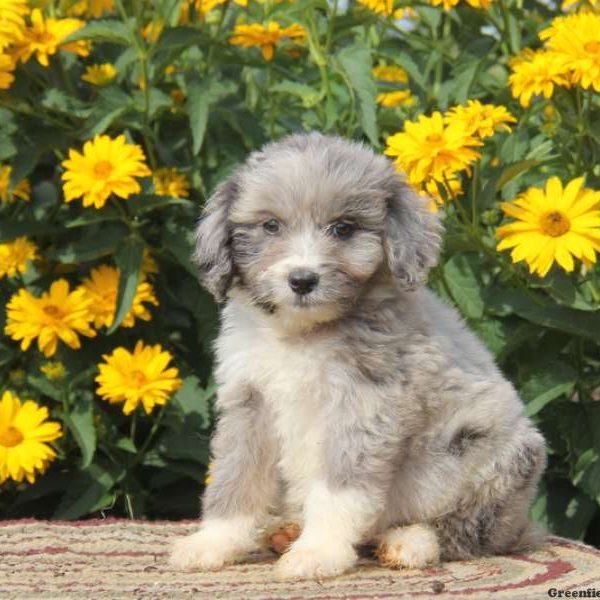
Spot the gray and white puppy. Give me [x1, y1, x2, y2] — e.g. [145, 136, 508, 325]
[169, 132, 546, 580]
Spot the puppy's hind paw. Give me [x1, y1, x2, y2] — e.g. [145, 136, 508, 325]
[275, 541, 357, 581]
[268, 522, 301, 555]
[377, 524, 440, 570]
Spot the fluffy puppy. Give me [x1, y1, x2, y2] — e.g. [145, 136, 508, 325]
[169, 132, 546, 580]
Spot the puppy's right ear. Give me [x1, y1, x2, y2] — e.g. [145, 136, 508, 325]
[192, 175, 239, 302]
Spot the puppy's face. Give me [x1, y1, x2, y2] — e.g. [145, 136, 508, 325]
[194, 134, 442, 330]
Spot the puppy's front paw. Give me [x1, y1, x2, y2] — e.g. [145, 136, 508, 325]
[169, 518, 257, 571]
[275, 539, 357, 580]
[377, 524, 440, 569]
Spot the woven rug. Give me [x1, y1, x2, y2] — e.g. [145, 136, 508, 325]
[1, 520, 600, 599]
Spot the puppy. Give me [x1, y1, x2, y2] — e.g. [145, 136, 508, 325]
[169, 132, 546, 580]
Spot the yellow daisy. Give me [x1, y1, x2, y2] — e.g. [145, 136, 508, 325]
[0, 165, 30, 203]
[464, 0, 493, 8]
[153, 168, 190, 198]
[384, 112, 482, 186]
[0, 52, 15, 89]
[376, 90, 416, 108]
[429, 0, 459, 9]
[229, 22, 307, 61]
[422, 176, 463, 212]
[96, 341, 182, 415]
[0, 391, 62, 484]
[0, 0, 28, 52]
[540, 13, 600, 92]
[61, 134, 151, 209]
[40, 361, 68, 381]
[195, 0, 227, 15]
[357, 0, 397, 15]
[445, 100, 516, 139]
[81, 265, 158, 329]
[5, 279, 96, 357]
[372, 64, 408, 83]
[64, 0, 114, 18]
[508, 49, 570, 107]
[14, 9, 89, 67]
[81, 63, 117, 86]
[497, 177, 600, 277]
[0, 237, 38, 279]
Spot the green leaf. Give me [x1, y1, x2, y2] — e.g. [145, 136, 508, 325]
[127, 194, 193, 214]
[520, 362, 577, 416]
[172, 375, 214, 426]
[52, 223, 128, 263]
[63, 396, 96, 469]
[27, 375, 62, 402]
[107, 236, 145, 334]
[487, 287, 600, 342]
[82, 88, 132, 137]
[337, 43, 378, 146]
[443, 253, 485, 320]
[271, 81, 320, 108]
[0, 220, 62, 243]
[53, 463, 121, 519]
[496, 159, 539, 191]
[63, 19, 133, 45]
[187, 78, 235, 155]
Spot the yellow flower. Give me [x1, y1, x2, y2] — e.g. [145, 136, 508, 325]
[0, 165, 31, 203]
[40, 361, 68, 381]
[195, 0, 227, 15]
[540, 13, 600, 92]
[81, 63, 116, 86]
[0, 391, 62, 484]
[357, 0, 397, 15]
[229, 22, 307, 61]
[422, 176, 463, 212]
[384, 112, 482, 186]
[64, 0, 114, 18]
[153, 168, 190, 198]
[14, 9, 89, 67]
[561, 0, 600, 11]
[0, 52, 15, 89]
[0, 0, 28, 52]
[445, 100, 516, 139]
[5, 279, 96, 357]
[96, 341, 182, 415]
[508, 49, 570, 107]
[497, 177, 600, 277]
[429, 0, 459, 9]
[464, 0, 493, 8]
[376, 90, 416, 108]
[0, 237, 38, 279]
[372, 64, 408, 83]
[81, 265, 158, 329]
[142, 20, 164, 43]
[61, 134, 151, 209]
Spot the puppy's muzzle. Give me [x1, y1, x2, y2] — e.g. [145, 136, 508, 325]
[288, 269, 319, 295]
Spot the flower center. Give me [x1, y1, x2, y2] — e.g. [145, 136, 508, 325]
[94, 160, 114, 178]
[426, 133, 443, 144]
[0, 426, 24, 447]
[584, 40, 600, 54]
[540, 210, 570, 237]
[131, 370, 147, 388]
[43, 304, 63, 319]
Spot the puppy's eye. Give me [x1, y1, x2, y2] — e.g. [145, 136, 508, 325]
[263, 219, 281, 235]
[330, 221, 355, 240]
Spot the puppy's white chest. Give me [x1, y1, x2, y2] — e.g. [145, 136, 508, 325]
[255, 339, 328, 509]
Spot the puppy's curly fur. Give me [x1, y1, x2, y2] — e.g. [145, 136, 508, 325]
[169, 133, 546, 580]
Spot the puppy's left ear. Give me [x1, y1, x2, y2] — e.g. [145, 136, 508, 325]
[192, 174, 239, 302]
[384, 177, 443, 290]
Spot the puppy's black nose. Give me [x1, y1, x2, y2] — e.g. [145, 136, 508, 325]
[288, 270, 319, 295]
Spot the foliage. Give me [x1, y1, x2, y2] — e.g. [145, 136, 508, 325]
[1, 0, 600, 546]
